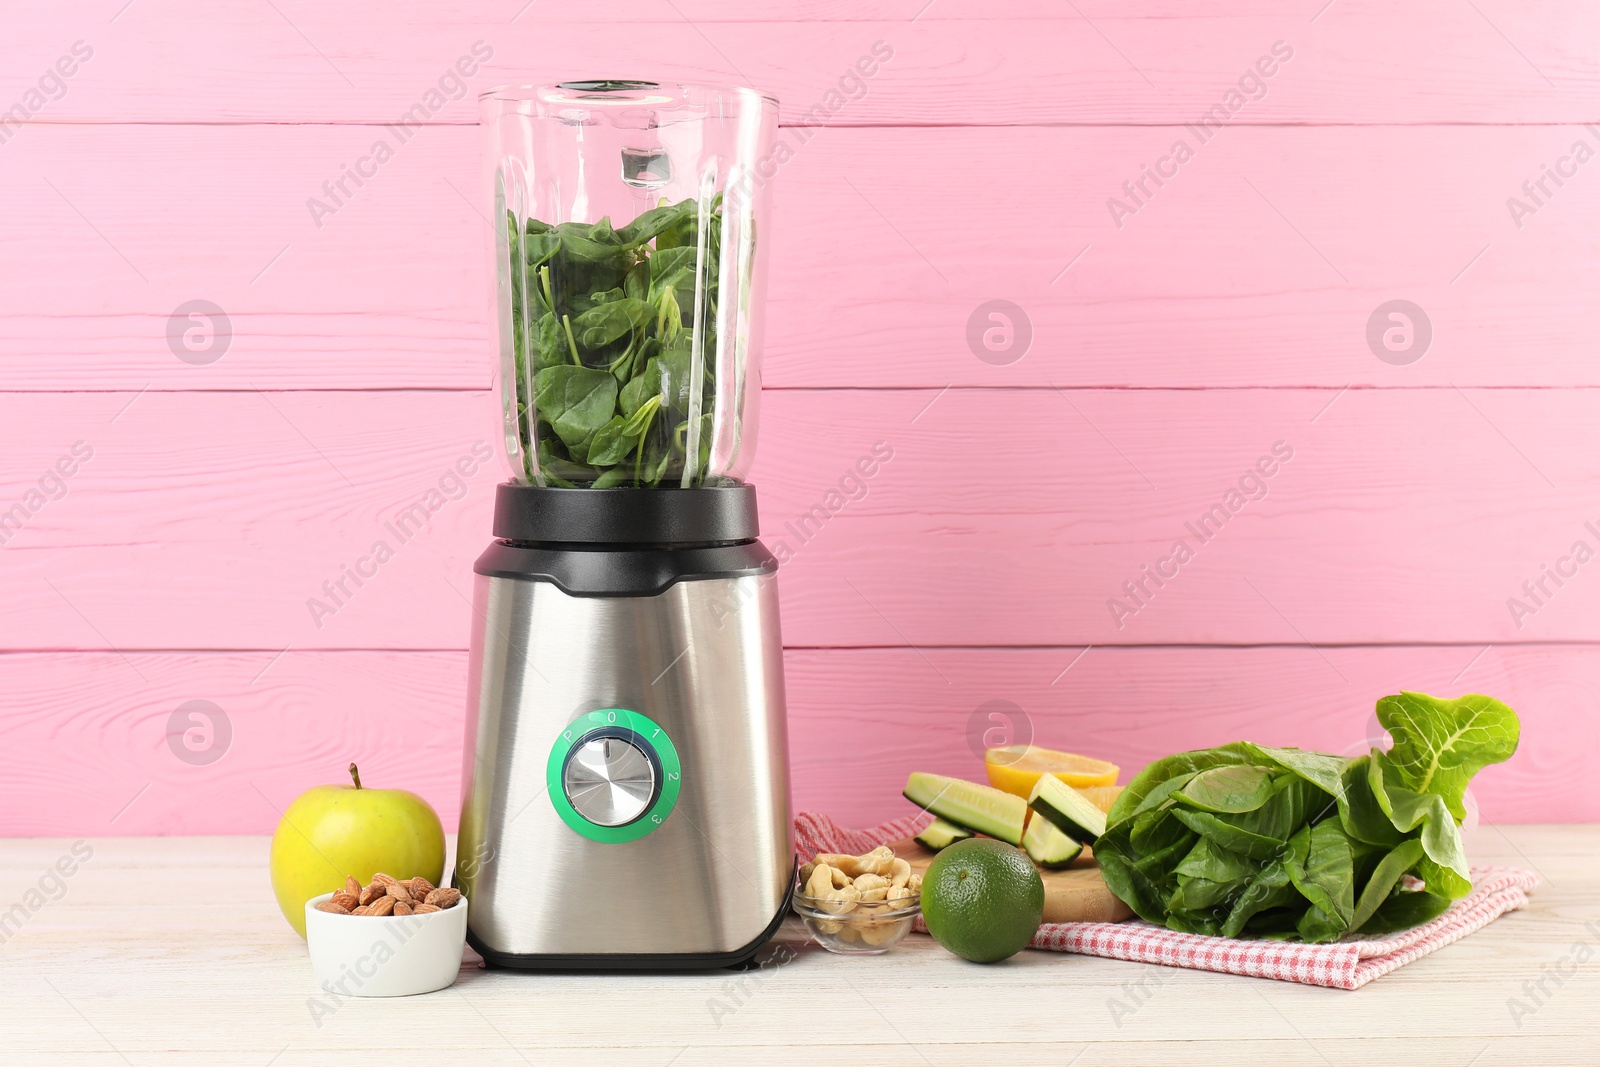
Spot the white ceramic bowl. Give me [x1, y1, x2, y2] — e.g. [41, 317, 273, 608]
[304, 892, 468, 997]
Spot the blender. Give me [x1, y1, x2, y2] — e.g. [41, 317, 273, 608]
[455, 81, 792, 968]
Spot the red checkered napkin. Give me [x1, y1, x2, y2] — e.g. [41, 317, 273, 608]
[794, 811, 1539, 990]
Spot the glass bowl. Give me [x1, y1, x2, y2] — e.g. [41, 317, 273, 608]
[790, 886, 921, 956]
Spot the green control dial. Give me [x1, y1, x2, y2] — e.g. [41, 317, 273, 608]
[547, 708, 680, 843]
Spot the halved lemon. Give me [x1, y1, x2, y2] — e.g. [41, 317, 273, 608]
[1076, 784, 1124, 814]
[984, 744, 1118, 799]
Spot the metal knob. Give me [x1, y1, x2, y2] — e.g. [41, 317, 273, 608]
[562, 736, 657, 827]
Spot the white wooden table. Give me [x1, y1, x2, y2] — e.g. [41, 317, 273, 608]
[1, 826, 1594, 1066]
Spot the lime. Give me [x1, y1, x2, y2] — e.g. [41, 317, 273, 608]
[920, 837, 1044, 963]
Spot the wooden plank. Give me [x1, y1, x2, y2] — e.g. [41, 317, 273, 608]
[3, 387, 1599, 649]
[888, 837, 1134, 923]
[0, 124, 489, 391]
[1, 1, 1594, 125]
[0, 650, 468, 839]
[0, 836, 1586, 956]
[0, 645, 1589, 837]
[768, 125, 1600, 389]
[0, 1038, 1591, 1067]
[4, 823, 1590, 874]
[0, 829, 1590, 1063]
[0, 390, 496, 650]
[5, 123, 1599, 390]
[781, 645, 1598, 829]
[761, 386, 1598, 647]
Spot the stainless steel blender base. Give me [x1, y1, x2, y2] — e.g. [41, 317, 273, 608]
[456, 569, 792, 965]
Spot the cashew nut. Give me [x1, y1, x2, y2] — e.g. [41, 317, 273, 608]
[816, 883, 860, 915]
[853, 845, 896, 877]
[815, 844, 896, 879]
[799, 861, 816, 886]
[852, 873, 890, 894]
[907, 873, 923, 894]
[858, 886, 890, 902]
[804, 863, 836, 899]
[814, 853, 866, 878]
[887, 885, 913, 904]
[859, 920, 904, 946]
[888, 858, 912, 888]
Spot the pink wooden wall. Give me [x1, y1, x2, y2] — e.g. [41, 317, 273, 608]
[2, 1, 1596, 836]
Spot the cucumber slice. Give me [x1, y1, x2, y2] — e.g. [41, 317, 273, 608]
[903, 772, 1028, 846]
[915, 817, 975, 852]
[1023, 811, 1085, 869]
[1029, 774, 1108, 844]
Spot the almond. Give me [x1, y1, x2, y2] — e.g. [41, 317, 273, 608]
[351, 905, 371, 915]
[315, 900, 352, 914]
[366, 895, 396, 916]
[394, 901, 413, 916]
[372, 872, 399, 887]
[385, 884, 413, 905]
[408, 876, 435, 898]
[345, 875, 362, 898]
[331, 890, 360, 911]
[359, 884, 384, 906]
[424, 887, 461, 909]
[413, 903, 441, 914]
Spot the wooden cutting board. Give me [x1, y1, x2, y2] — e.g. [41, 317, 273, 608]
[887, 837, 1133, 924]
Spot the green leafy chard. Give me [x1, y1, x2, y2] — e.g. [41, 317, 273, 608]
[1376, 692, 1520, 820]
[503, 195, 724, 487]
[1095, 692, 1520, 943]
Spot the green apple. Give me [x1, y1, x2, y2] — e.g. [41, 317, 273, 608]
[269, 763, 445, 938]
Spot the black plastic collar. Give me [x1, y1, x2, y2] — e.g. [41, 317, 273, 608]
[492, 483, 759, 546]
[474, 540, 775, 597]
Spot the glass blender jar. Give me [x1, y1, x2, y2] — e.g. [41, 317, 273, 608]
[485, 80, 776, 489]
[456, 81, 792, 969]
